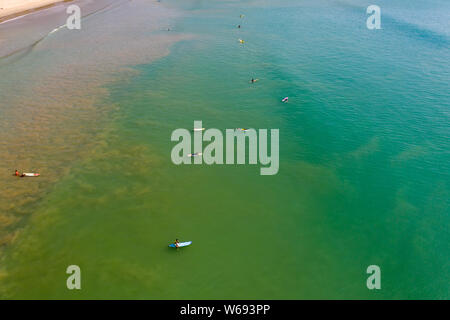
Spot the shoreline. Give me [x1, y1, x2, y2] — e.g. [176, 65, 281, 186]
[0, 0, 71, 23]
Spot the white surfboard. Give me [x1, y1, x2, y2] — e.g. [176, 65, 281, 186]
[22, 173, 40, 177]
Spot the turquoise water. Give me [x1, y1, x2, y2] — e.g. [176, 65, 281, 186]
[1, 0, 449, 299]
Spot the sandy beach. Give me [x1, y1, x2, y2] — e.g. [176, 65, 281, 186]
[0, 0, 66, 21]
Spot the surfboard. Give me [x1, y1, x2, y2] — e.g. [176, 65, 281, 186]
[169, 241, 192, 248]
[22, 173, 40, 177]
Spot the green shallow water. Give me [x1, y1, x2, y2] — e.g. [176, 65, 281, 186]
[1, 0, 449, 299]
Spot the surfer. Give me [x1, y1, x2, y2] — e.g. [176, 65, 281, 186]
[238, 25, 241, 29]
[14, 170, 20, 176]
[174, 239, 180, 248]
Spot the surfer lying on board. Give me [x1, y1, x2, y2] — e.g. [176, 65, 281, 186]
[15, 170, 20, 176]
[175, 239, 180, 248]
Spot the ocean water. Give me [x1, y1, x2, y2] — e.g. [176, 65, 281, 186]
[0, 0, 449, 299]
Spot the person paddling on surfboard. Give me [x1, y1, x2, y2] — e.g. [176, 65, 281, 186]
[15, 170, 20, 176]
[174, 239, 180, 248]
